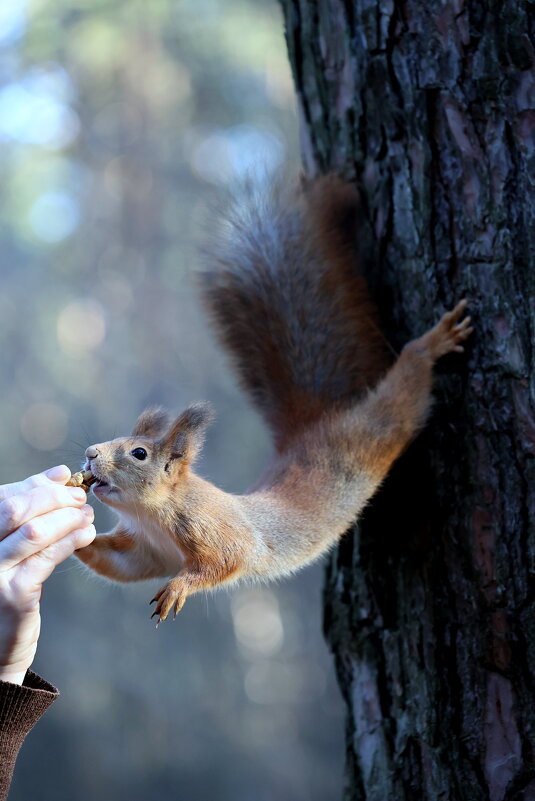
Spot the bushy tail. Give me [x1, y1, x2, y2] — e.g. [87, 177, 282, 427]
[201, 174, 390, 451]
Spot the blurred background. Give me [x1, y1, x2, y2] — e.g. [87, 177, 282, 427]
[0, 0, 345, 799]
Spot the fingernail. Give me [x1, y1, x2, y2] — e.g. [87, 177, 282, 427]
[45, 465, 71, 482]
[68, 488, 86, 502]
[82, 504, 94, 519]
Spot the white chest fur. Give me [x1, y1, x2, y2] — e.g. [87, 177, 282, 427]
[119, 510, 186, 574]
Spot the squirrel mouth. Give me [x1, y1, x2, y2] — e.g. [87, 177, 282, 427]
[93, 478, 113, 491]
[93, 480, 118, 501]
[89, 473, 116, 496]
[82, 462, 117, 498]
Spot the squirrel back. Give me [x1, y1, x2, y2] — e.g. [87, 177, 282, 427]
[201, 175, 391, 451]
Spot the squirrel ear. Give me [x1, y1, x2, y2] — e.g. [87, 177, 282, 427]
[132, 408, 171, 439]
[161, 402, 214, 464]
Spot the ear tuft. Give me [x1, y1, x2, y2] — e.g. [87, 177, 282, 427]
[161, 402, 214, 465]
[132, 407, 171, 439]
[175, 402, 215, 434]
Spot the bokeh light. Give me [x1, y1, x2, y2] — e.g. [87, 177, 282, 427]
[0, 2, 27, 46]
[232, 589, 284, 656]
[28, 191, 80, 242]
[56, 300, 106, 354]
[20, 402, 68, 450]
[0, 66, 79, 148]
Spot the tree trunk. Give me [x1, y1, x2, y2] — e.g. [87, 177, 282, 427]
[279, 1, 535, 799]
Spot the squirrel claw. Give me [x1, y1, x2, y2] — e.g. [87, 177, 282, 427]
[150, 610, 162, 628]
[148, 578, 187, 623]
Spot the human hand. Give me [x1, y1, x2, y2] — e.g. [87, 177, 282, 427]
[0, 465, 95, 685]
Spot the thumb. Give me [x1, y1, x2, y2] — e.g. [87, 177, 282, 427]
[43, 465, 72, 484]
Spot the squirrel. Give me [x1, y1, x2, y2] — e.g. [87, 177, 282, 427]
[74, 175, 473, 624]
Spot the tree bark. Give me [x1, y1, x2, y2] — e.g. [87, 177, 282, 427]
[279, 1, 535, 799]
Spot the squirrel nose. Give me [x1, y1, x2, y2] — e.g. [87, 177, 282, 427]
[85, 445, 99, 460]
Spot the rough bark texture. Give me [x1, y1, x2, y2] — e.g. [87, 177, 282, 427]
[280, 1, 535, 799]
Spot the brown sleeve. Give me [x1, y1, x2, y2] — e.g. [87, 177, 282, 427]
[0, 671, 59, 800]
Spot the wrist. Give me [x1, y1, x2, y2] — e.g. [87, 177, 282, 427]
[0, 668, 27, 686]
[0, 610, 39, 687]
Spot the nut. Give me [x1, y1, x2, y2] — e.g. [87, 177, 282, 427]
[66, 470, 97, 493]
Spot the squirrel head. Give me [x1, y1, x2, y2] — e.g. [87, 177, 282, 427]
[84, 403, 214, 510]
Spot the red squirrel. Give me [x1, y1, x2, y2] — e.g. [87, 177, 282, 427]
[75, 176, 473, 623]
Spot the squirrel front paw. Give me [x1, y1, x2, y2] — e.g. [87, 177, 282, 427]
[150, 578, 187, 624]
[418, 299, 473, 361]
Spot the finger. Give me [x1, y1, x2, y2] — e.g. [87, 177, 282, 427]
[0, 505, 94, 570]
[0, 466, 72, 503]
[21, 525, 97, 585]
[0, 485, 88, 541]
[43, 465, 72, 483]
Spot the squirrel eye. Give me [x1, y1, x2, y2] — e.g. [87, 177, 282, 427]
[131, 447, 147, 461]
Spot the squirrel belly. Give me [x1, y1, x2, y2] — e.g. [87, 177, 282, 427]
[74, 175, 473, 623]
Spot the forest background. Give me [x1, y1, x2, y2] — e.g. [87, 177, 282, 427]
[0, 0, 346, 799]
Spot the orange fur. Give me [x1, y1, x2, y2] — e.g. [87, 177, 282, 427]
[74, 177, 473, 622]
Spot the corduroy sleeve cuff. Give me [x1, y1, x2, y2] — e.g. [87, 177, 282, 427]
[0, 670, 59, 801]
